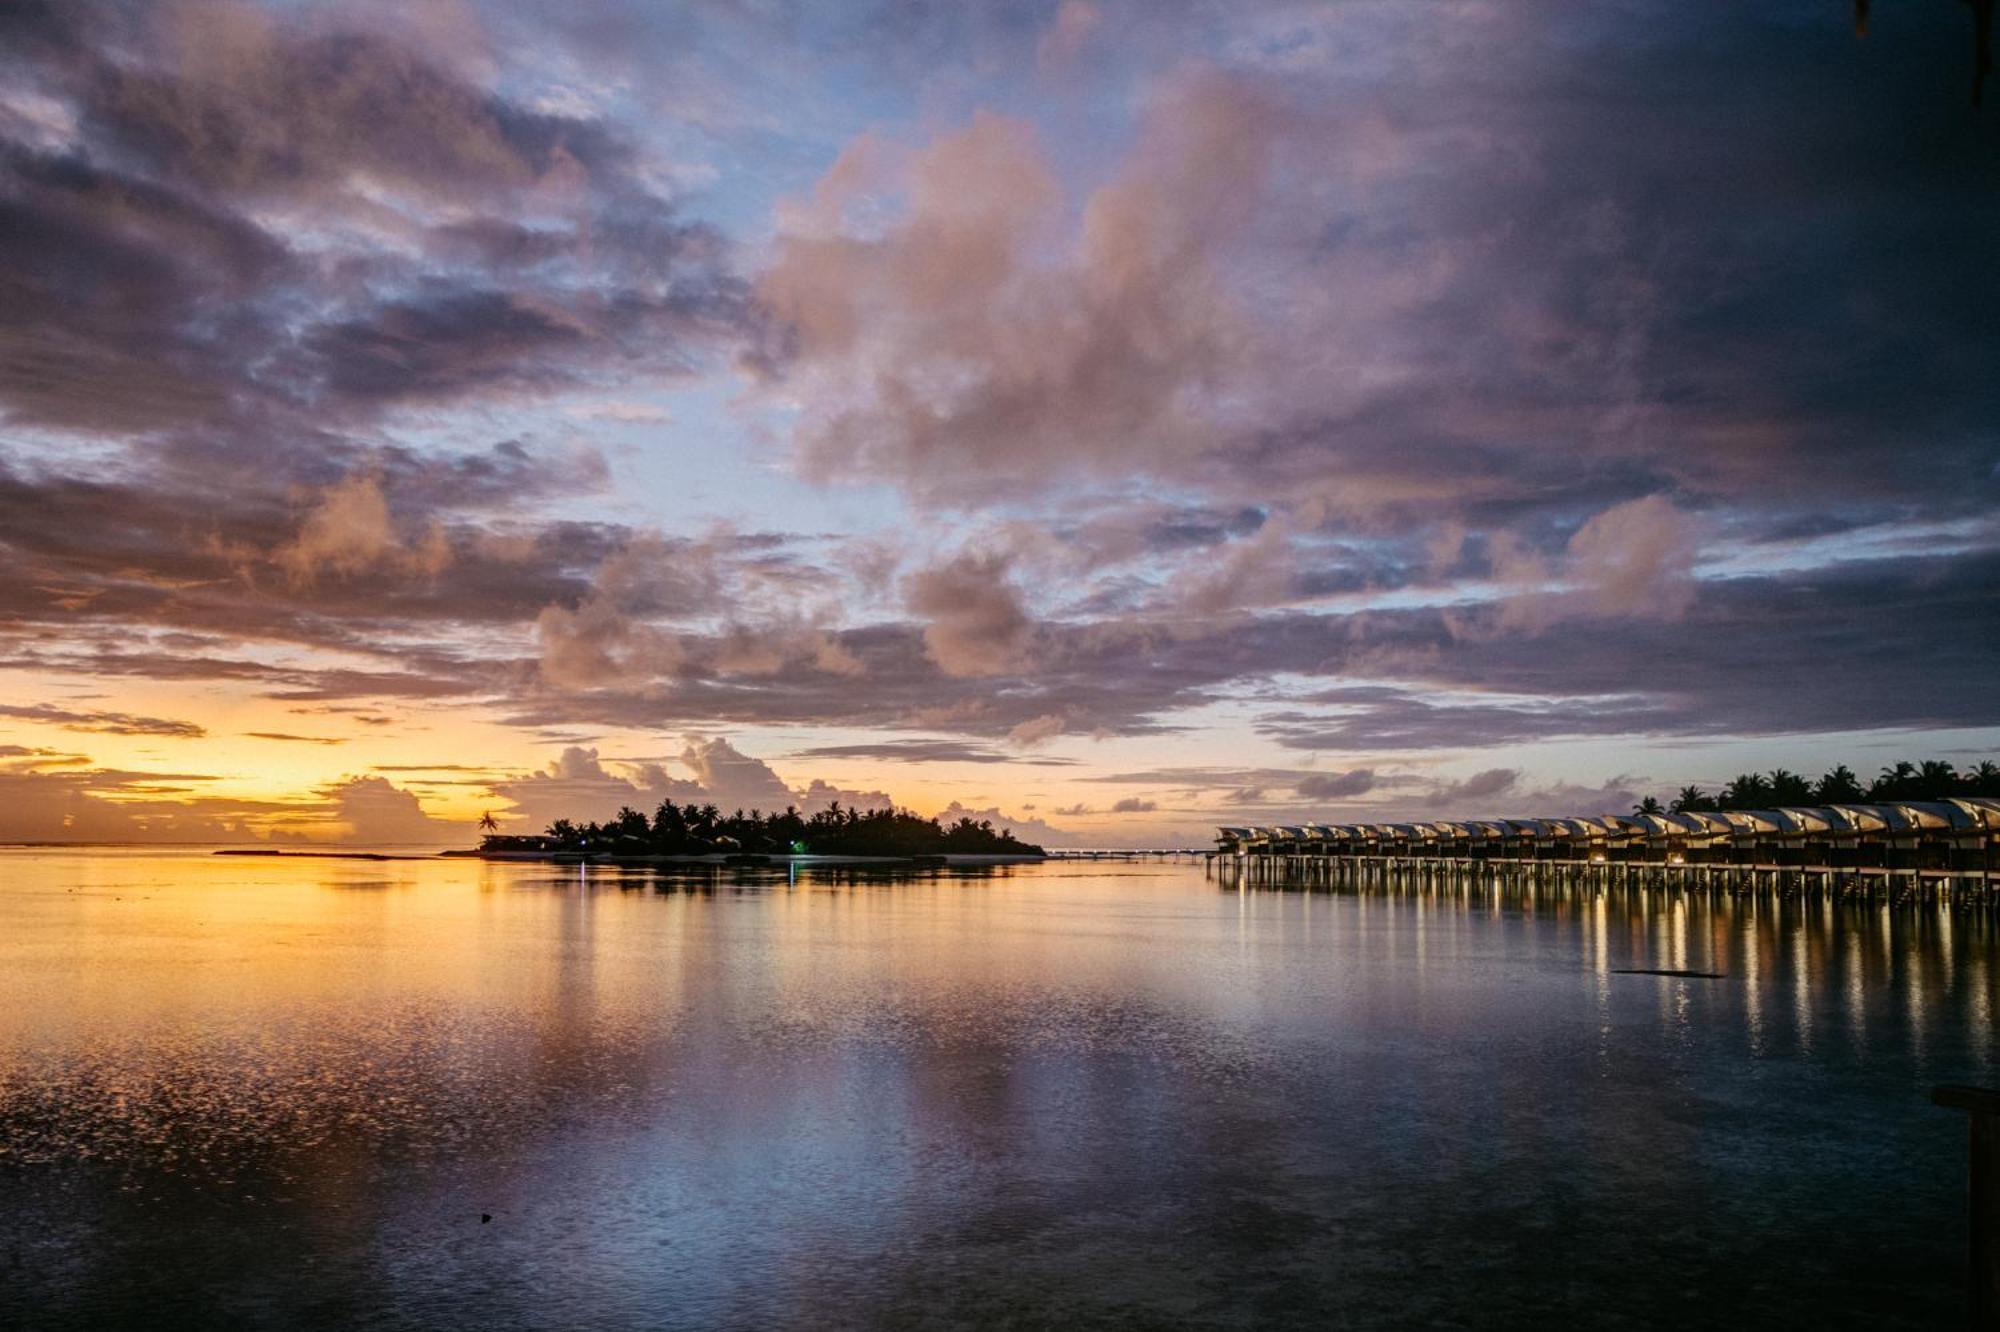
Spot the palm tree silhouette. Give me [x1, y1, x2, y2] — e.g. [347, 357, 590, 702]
[1721, 773, 1773, 810]
[1633, 795, 1664, 816]
[479, 811, 499, 834]
[1874, 761, 1919, 800]
[1917, 759, 1960, 799]
[1814, 765, 1863, 803]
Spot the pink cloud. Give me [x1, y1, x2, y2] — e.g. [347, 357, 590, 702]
[903, 551, 1035, 677]
[1036, 1, 1104, 73]
[278, 472, 449, 586]
[756, 71, 1278, 501]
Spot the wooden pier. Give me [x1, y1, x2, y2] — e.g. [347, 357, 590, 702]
[1207, 852, 1999, 904]
[1210, 800, 2000, 904]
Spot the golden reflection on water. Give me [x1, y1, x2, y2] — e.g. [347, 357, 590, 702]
[1970, 946, 1995, 1080]
[1210, 861, 2000, 1063]
[3, 850, 1998, 1329]
[1742, 897, 1766, 1055]
[1792, 913, 1814, 1054]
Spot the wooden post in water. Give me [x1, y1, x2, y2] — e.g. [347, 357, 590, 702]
[1934, 1086, 2000, 1327]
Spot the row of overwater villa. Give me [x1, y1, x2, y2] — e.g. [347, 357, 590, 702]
[1214, 799, 2000, 898]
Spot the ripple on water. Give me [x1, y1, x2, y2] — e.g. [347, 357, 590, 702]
[0, 1002, 665, 1189]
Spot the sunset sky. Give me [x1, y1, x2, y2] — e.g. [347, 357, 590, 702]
[1, 0, 1995, 846]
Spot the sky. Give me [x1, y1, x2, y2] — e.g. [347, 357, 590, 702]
[0, 0, 1996, 847]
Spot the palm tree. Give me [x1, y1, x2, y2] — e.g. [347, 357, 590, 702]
[1670, 785, 1712, 814]
[479, 811, 499, 834]
[1873, 761, 1918, 800]
[1916, 760, 1959, 800]
[1766, 769, 1812, 805]
[1720, 773, 1772, 810]
[1813, 765, 1863, 804]
[1967, 761, 2000, 794]
[1633, 795, 1664, 816]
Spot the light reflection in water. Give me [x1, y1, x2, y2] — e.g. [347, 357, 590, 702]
[1, 849, 1995, 1330]
[1743, 896, 1766, 1056]
[1793, 912, 1814, 1054]
[1846, 932, 1868, 1053]
[1972, 948, 1995, 1081]
[1907, 912, 1929, 1068]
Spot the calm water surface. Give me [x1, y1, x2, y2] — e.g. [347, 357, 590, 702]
[1, 849, 1995, 1329]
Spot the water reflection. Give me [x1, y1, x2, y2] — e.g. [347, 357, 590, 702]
[1220, 866, 1999, 1062]
[2, 850, 1994, 1329]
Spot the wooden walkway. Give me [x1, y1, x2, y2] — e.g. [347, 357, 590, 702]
[1210, 853, 2000, 904]
[1046, 849, 1207, 862]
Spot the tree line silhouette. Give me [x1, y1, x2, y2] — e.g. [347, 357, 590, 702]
[493, 799, 1044, 857]
[1631, 758, 2000, 816]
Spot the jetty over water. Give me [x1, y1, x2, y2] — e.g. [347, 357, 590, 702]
[1214, 799, 2000, 901]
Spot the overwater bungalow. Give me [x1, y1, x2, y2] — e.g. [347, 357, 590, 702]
[1215, 797, 2000, 879]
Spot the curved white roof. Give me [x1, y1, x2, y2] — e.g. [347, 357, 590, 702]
[1220, 796, 2000, 847]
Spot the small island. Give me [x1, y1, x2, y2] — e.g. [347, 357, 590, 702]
[468, 799, 1045, 865]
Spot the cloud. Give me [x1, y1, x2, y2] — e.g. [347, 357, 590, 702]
[903, 551, 1034, 677]
[679, 737, 891, 815]
[1565, 495, 1702, 618]
[1491, 495, 1703, 630]
[1293, 769, 1376, 800]
[0, 703, 205, 737]
[677, 735, 801, 812]
[793, 778, 893, 815]
[568, 400, 671, 424]
[278, 473, 449, 585]
[487, 745, 701, 831]
[499, 543, 2000, 749]
[1511, 775, 1645, 820]
[0, 752, 320, 842]
[1423, 767, 1520, 809]
[1036, 1, 1104, 73]
[756, 71, 1278, 501]
[932, 800, 1074, 848]
[1, 0, 1997, 828]
[1007, 713, 1067, 747]
[485, 736, 893, 830]
[1205, 766, 1647, 826]
[245, 732, 346, 744]
[790, 738, 1074, 765]
[750, 0, 2000, 562]
[323, 775, 461, 844]
[533, 531, 757, 687]
[0, 747, 458, 847]
[536, 597, 686, 690]
[0, 745, 83, 761]
[1171, 519, 1300, 616]
[0, 0, 747, 438]
[531, 532, 871, 691]
[1108, 796, 1157, 813]
[0, 770, 218, 842]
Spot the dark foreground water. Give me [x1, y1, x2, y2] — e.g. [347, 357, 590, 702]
[0, 850, 1994, 1330]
